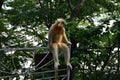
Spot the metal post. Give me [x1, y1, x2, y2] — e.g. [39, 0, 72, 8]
[67, 45, 71, 80]
[117, 47, 120, 72]
[67, 66, 70, 80]
[0, 51, 1, 80]
[55, 67, 58, 80]
[0, 43, 2, 80]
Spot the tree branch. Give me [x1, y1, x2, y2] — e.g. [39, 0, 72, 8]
[67, 0, 73, 11]
[0, 0, 4, 10]
[69, 0, 85, 21]
[75, 0, 85, 10]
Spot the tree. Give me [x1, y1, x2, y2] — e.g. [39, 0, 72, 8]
[0, 0, 120, 80]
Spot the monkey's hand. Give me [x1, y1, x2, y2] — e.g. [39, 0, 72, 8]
[67, 41, 72, 45]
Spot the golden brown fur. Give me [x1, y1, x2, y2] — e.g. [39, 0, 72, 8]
[48, 18, 72, 69]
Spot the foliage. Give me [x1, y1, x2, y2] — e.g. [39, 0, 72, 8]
[0, 0, 120, 80]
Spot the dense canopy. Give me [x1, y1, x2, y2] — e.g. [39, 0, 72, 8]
[0, 0, 120, 80]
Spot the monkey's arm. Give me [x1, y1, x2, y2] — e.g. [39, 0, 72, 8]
[63, 30, 71, 45]
[48, 30, 53, 48]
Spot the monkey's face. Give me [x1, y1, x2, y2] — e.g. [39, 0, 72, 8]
[57, 21, 64, 27]
[56, 19, 65, 27]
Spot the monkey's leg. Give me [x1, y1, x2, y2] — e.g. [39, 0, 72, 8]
[60, 43, 72, 69]
[52, 43, 60, 69]
[52, 43, 59, 80]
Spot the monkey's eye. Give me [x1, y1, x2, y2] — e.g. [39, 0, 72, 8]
[61, 21, 65, 25]
[57, 22, 60, 24]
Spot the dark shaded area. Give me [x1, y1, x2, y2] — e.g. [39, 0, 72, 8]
[34, 52, 53, 72]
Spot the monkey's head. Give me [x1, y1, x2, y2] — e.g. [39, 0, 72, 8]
[55, 18, 66, 27]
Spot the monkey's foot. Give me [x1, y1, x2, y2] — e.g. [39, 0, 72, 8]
[67, 63, 72, 69]
[54, 62, 60, 69]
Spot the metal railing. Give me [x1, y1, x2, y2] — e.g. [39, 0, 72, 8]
[1, 46, 119, 80]
[0, 47, 71, 80]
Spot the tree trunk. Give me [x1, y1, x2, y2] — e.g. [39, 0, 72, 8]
[67, 0, 85, 80]
[0, 43, 2, 80]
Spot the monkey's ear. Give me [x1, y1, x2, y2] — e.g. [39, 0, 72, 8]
[55, 19, 59, 24]
[63, 19, 67, 25]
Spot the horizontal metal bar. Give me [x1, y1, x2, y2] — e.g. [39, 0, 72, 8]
[35, 74, 67, 80]
[0, 46, 115, 51]
[0, 73, 24, 79]
[0, 47, 48, 51]
[32, 68, 67, 74]
[0, 68, 67, 79]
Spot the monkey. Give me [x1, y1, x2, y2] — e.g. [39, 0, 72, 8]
[48, 18, 72, 70]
